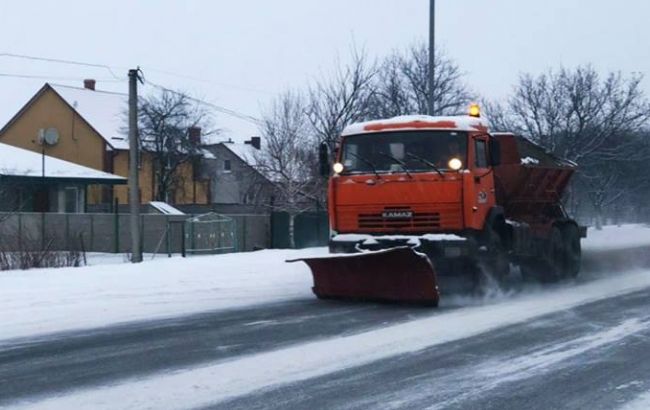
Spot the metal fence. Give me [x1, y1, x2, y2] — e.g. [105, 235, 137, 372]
[0, 212, 271, 255]
[271, 211, 329, 249]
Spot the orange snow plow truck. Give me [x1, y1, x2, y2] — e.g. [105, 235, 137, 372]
[291, 105, 586, 307]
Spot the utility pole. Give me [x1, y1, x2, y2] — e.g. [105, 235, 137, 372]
[428, 0, 436, 116]
[40, 130, 46, 250]
[128, 69, 143, 263]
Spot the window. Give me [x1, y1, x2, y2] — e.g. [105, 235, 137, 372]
[64, 187, 79, 213]
[224, 160, 232, 172]
[475, 139, 488, 168]
[340, 131, 468, 174]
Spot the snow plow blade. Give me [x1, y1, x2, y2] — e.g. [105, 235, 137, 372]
[288, 247, 440, 306]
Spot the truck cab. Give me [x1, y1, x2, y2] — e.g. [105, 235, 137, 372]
[329, 113, 500, 233]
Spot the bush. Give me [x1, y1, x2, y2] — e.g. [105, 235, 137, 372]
[0, 233, 86, 271]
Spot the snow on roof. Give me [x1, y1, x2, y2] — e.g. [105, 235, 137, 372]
[201, 149, 216, 160]
[0, 143, 126, 182]
[149, 201, 185, 215]
[222, 142, 260, 167]
[342, 115, 490, 136]
[50, 84, 129, 150]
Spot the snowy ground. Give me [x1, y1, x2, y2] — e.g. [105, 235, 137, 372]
[623, 392, 650, 410]
[1, 224, 649, 343]
[0, 248, 325, 342]
[583, 224, 650, 251]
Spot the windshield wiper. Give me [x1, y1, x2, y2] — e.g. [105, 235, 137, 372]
[347, 152, 382, 179]
[378, 152, 413, 179]
[406, 152, 444, 177]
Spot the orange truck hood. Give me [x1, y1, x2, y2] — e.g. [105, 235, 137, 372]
[333, 174, 462, 205]
[331, 174, 465, 233]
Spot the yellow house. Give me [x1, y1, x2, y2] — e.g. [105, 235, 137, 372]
[0, 81, 209, 207]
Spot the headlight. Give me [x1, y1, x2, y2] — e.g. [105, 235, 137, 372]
[332, 162, 344, 174]
[448, 158, 463, 171]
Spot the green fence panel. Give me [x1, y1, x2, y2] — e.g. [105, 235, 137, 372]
[271, 211, 328, 249]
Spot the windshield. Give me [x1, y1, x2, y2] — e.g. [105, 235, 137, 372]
[340, 131, 468, 174]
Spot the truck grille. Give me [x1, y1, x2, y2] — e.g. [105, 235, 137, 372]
[358, 209, 441, 230]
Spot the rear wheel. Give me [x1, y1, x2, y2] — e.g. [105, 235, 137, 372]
[533, 225, 581, 282]
[561, 224, 582, 278]
[544, 226, 566, 282]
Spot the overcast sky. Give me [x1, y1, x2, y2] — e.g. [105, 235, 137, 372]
[1, 0, 649, 141]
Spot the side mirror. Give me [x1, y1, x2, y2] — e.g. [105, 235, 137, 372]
[489, 138, 501, 166]
[318, 141, 329, 177]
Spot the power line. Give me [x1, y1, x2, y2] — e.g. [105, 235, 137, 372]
[1, 52, 273, 96]
[145, 80, 263, 125]
[0, 72, 124, 82]
[135, 63, 275, 96]
[140, 66, 274, 96]
[0, 52, 263, 125]
[0, 53, 126, 80]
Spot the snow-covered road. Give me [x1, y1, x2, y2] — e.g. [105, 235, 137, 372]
[1, 225, 650, 409]
[215, 287, 650, 410]
[7, 267, 650, 410]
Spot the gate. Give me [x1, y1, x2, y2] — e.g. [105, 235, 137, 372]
[185, 213, 237, 255]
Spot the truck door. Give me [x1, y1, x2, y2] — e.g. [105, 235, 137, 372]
[470, 135, 496, 229]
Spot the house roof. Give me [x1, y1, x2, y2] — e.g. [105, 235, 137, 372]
[0, 143, 126, 184]
[50, 84, 130, 150]
[221, 142, 260, 167]
[0, 83, 130, 151]
[149, 201, 185, 215]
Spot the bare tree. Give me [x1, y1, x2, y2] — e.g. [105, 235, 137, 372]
[256, 91, 320, 248]
[403, 43, 474, 116]
[481, 99, 515, 132]
[487, 65, 650, 226]
[307, 49, 378, 149]
[369, 43, 474, 118]
[138, 90, 212, 202]
[368, 53, 411, 118]
[504, 66, 650, 162]
[582, 131, 650, 227]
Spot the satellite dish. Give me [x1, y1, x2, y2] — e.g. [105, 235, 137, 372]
[43, 128, 59, 146]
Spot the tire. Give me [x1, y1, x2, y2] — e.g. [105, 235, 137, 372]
[520, 228, 563, 283]
[561, 224, 582, 278]
[545, 226, 566, 281]
[520, 262, 542, 282]
[481, 227, 510, 280]
[539, 225, 580, 282]
[520, 224, 581, 283]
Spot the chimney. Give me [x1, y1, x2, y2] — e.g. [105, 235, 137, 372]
[245, 136, 261, 150]
[188, 126, 202, 145]
[83, 79, 96, 91]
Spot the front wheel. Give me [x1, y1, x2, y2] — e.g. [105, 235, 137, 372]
[481, 227, 510, 280]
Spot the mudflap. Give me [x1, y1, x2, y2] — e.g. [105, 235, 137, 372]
[287, 247, 440, 306]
